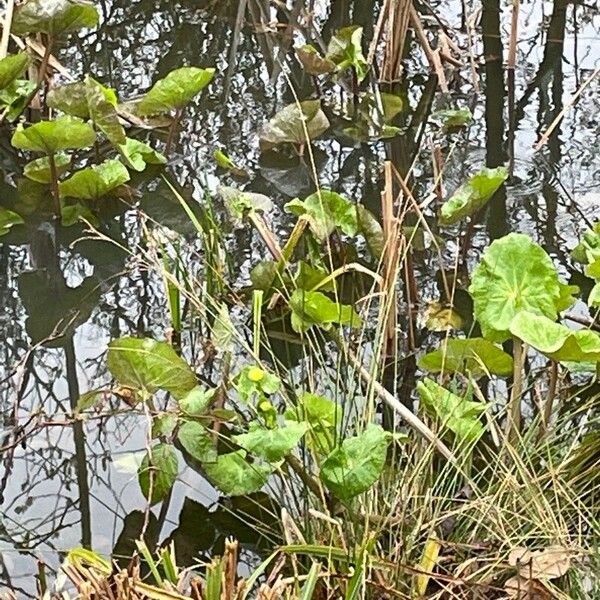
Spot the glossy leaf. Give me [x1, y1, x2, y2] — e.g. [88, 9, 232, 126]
[138, 443, 178, 504]
[0, 53, 31, 90]
[203, 450, 272, 496]
[440, 167, 508, 225]
[11, 116, 96, 154]
[0, 208, 24, 236]
[469, 233, 561, 341]
[419, 337, 513, 378]
[296, 44, 336, 75]
[320, 424, 390, 500]
[59, 159, 130, 200]
[47, 82, 90, 118]
[233, 421, 308, 463]
[23, 153, 71, 183]
[179, 386, 215, 416]
[12, 0, 99, 35]
[417, 378, 485, 444]
[325, 26, 368, 82]
[86, 76, 126, 145]
[177, 421, 217, 463]
[137, 66, 215, 116]
[285, 190, 357, 241]
[289, 289, 362, 333]
[0, 79, 37, 122]
[259, 100, 329, 148]
[509, 312, 600, 363]
[119, 138, 167, 172]
[107, 337, 197, 400]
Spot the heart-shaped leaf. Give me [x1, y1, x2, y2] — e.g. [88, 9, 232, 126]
[417, 378, 486, 444]
[285, 190, 357, 241]
[203, 450, 272, 496]
[137, 66, 215, 116]
[419, 337, 513, 378]
[0, 53, 31, 90]
[0, 208, 24, 236]
[59, 159, 130, 200]
[107, 337, 197, 400]
[509, 311, 600, 363]
[469, 233, 561, 342]
[320, 423, 390, 500]
[47, 82, 90, 118]
[23, 153, 71, 183]
[138, 443, 178, 504]
[233, 421, 308, 463]
[12, 0, 99, 36]
[119, 138, 166, 172]
[440, 167, 508, 224]
[325, 26, 369, 82]
[259, 100, 329, 148]
[177, 421, 217, 463]
[86, 76, 126, 146]
[289, 289, 362, 333]
[178, 386, 216, 416]
[11, 115, 96, 154]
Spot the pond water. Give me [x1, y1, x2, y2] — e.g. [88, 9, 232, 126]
[0, 0, 599, 595]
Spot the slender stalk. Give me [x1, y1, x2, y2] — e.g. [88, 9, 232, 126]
[38, 35, 53, 88]
[48, 151, 61, 218]
[506, 337, 524, 445]
[165, 107, 184, 156]
[541, 360, 558, 437]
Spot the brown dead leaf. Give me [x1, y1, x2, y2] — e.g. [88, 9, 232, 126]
[509, 546, 571, 580]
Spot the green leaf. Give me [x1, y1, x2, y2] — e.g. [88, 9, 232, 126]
[0, 53, 31, 90]
[11, 115, 96, 154]
[285, 392, 342, 453]
[259, 100, 329, 148]
[23, 153, 71, 183]
[289, 289, 361, 333]
[233, 421, 308, 463]
[509, 312, 600, 363]
[431, 108, 472, 129]
[469, 233, 561, 342]
[47, 82, 90, 118]
[325, 26, 369, 82]
[571, 222, 600, 266]
[59, 159, 130, 200]
[12, 0, 99, 36]
[235, 366, 280, 403]
[416, 378, 485, 444]
[75, 389, 104, 412]
[0, 79, 36, 122]
[320, 424, 390, 500]
[178, 386, 215, 416]
[357, 204, 384, 258]
[86, 76, 126, 146]
[440, 167, 508, 225]
[107, 337, 197, 400]
[343, 92, 402, 142]
[118, 137, 167, 172]
[295, 261, 334, 292]
[203, 450, 272, 496]
[177, 421, 217, 463]
[138, 443, 178, 504]
[212, 302, 235, 352]
[418, 337, 513, 378]
[296, 44, 336, 75]
[151, 413, 177, 438]
[60, 203, 98, 227]
[285, 190, 357, 241]
[213, 149, 248, 178]
[219, 185, 273, 226]
[589, 283, 600, 308]
[137, 66, 215, 116]
[0, 208, 25, 236]
[556, 283, 579, 312]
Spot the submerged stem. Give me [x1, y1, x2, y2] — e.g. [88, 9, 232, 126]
[48, 152, 61, 219]
[507, 337, 524, 445]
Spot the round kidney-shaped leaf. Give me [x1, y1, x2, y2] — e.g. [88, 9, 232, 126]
[137, 66, 215, 116]
[59, 159, 130, 200]
[23, 153, 71, 183]
[469, 233, 561, 341]
[11, 115, 96, 154]
[203, 450, 272, 496]
[12, 0, 99, 35]
[232, 421, 308, 463]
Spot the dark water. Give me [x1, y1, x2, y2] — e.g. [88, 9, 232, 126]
[0, 0, 599, 595]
